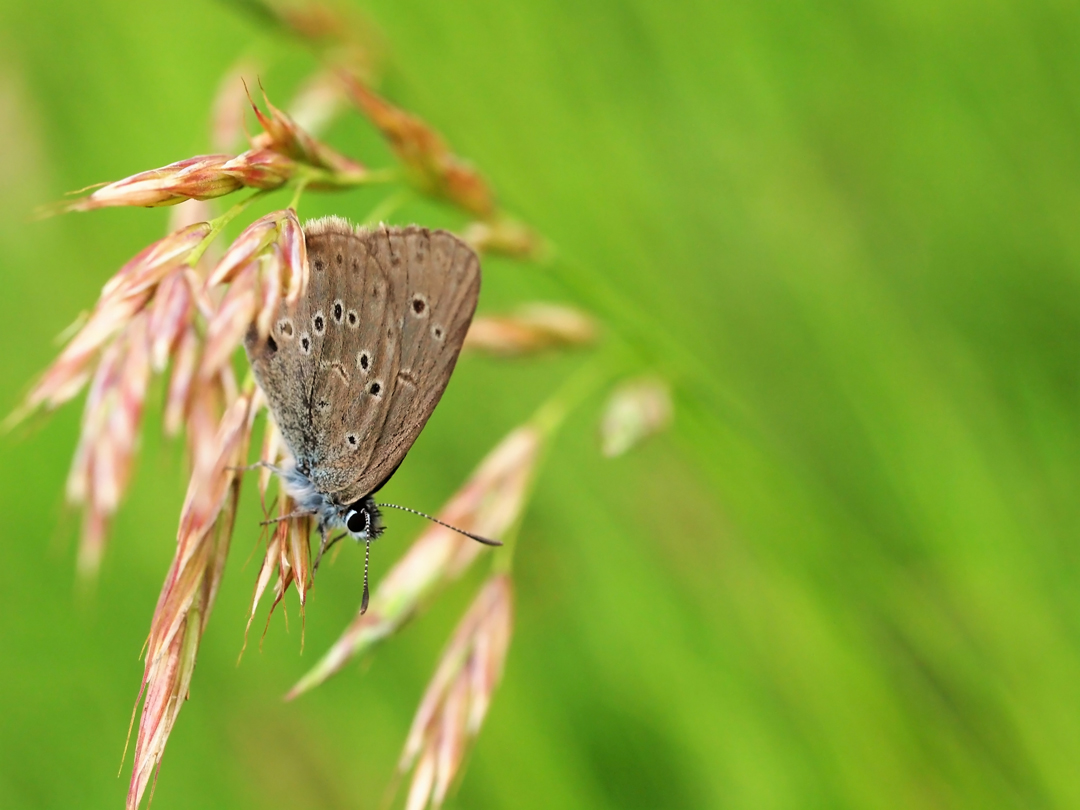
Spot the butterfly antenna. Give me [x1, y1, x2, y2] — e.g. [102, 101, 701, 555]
[375, 503, 503, 546]
[360, 509, 372, 614]
[361, 539, 371, 615]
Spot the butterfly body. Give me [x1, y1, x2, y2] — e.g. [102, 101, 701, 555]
[276, 461, 385, 540]
[245, 217, 481, 545]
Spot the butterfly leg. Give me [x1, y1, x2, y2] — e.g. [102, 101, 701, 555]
[313, 527, 347, 574]
[227, 460, 282, 474]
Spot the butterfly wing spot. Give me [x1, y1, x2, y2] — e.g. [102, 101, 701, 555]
[316, 397, 330, 412]
[333, 300, 344, 323]
[277, 318, 294, 338]
[411, 295, 428, 317]
[266, 335, 278, 355]
[357, 351, 371, 372]
[346, 433, 358, 447]
[335, 253, 343, 265]
[369, 381, 382, 397]
[432, 325, 444, 341]
[313, 312, 326, 335]
[346, 310, 359, 328]
[314, 259, 325, 272]
[300, 333, 312, 354]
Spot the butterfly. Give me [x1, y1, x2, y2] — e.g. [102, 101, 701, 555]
[245, 216, 499, 611]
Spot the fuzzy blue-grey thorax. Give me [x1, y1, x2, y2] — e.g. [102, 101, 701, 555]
[278, 461, 384, 541]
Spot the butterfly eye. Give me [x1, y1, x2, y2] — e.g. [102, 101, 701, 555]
[345, 509, 366, 534]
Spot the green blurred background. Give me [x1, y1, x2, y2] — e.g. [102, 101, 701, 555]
[2, 1, 1080, 808]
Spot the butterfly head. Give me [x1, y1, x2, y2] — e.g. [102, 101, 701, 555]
[341, 496, 384, 541]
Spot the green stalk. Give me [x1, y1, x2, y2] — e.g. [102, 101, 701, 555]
[493, 353, 619, 573]
[186, 188, 274, 268]
[287, 179, 309, 213]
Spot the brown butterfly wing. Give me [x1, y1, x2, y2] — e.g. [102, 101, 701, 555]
[352, 226, 481, 498]
[247, 219, 479, 504]
[244, 233, 325, 471]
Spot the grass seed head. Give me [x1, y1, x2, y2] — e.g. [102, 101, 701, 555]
[207, 212, 281, 288]
[63, 312, 153, 576]
[200, 261, 258, 381]
[462, 217, 546, 260]
[163, 326, 200, 437]
[68, 155, 243, 211]
[465, 303, 597, 356]
[278, 211, 309, 305]
[147, 272, 195, 373]
[221, 148, 297, 190]
[339, 73, 494, 217]
[248, 86, 366, 179]
[599, 376, 674, 458]
[13, 223, 209, 423]
[400, 574, 514, 809]
[256, 244, 284, 341]
[127, 391, 255, 810]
